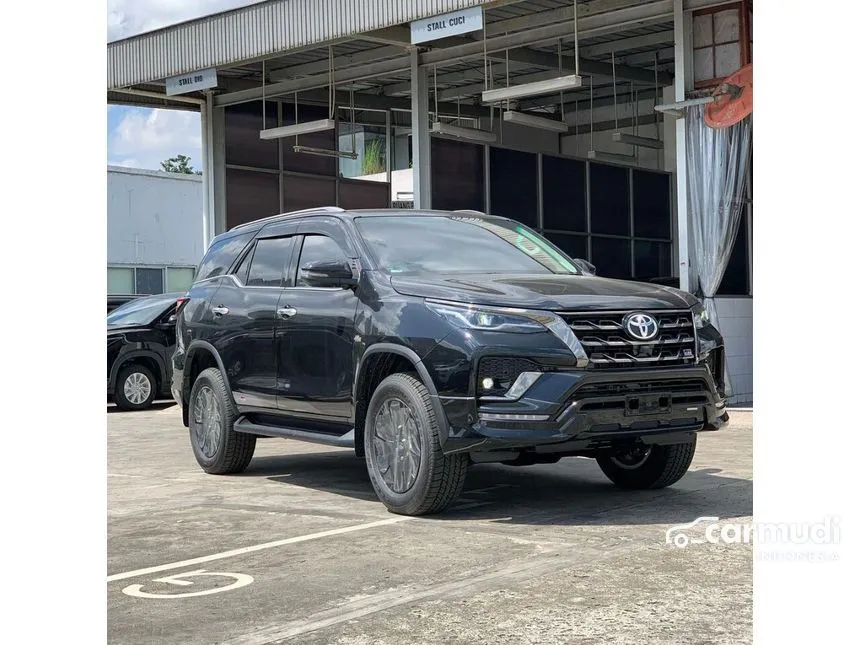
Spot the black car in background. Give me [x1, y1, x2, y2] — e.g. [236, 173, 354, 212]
[107, 293, 183, 410]
[107, 293, 140, 314]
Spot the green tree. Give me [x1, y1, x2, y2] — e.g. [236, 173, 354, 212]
[160, 154, 202, 175]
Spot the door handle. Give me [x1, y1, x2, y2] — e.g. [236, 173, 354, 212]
[277, 306, 297, 319]
[212, 305, 229, 316]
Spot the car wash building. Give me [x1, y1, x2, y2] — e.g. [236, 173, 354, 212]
[107, 0, 752, 403]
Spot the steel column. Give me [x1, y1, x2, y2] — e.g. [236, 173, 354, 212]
[673, 0, 692, 291]
[411, 49, 431, 209]
[200, 92, 217, 246]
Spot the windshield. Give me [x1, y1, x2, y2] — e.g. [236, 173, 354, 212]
[355, 216, 580, 275]
[107, 295, 176, 327]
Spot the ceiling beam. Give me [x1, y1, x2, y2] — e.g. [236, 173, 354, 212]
[483, 0, 663, 38]
[359, 26, 412, 46]
[580, 30, 674, 58]
[504, 48, 671, 85]
[268, 45, 405, 80]
[420, 1, 675, 73]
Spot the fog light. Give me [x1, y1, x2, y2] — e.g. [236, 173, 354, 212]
[481, 377, 495, 390]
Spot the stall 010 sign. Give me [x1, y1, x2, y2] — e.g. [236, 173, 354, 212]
[410, 6, 484, 44]
[166, 68, 218, 96]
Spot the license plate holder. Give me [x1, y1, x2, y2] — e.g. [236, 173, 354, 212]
[625, 394, 672, 416]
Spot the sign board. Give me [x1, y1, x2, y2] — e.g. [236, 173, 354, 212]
[166, 68, 218, 96]
[410, 6, 483, 44]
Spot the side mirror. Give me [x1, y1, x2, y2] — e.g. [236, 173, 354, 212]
[167, 314, 177, 324]
[574, 258, 597, 275]
[300, 259, 358, 288]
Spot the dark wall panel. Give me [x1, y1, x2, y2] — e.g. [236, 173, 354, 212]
[544, 232, 588, 261]
[225, 102, 279, 170]
[591, 236, 631, 280]
[634, 240, 672, 280]
[225, 169, 280, 230]
[430, 138, 485, 212]
[282, 174, 336, 214]
[542, 156, 587, 233]
[489, 147, 538, 227]
[633, 170, 672, 239]
[339, 179, 390, 210]
[589, 162, 630, 236]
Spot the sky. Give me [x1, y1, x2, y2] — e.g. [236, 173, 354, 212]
[107, 0, 262, 171]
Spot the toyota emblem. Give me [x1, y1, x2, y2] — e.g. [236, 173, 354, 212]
[624, 312, 659, 341]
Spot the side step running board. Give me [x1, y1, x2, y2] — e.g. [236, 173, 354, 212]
[234, 418, 354, 448]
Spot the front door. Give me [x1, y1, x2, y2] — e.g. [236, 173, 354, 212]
[276, 220, 359, 419]
[209, 230, 297, 409]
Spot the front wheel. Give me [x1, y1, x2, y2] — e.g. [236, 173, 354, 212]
[189, 367, 256, 474]
[596, 437, 697, 489]
[364, 373, 468, 516]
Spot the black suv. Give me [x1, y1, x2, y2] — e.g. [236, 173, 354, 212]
[172, 207, 728, 516]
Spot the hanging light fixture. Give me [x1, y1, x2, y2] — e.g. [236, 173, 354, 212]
[502, 110, 569, 133]
[430, 120, 497, 143]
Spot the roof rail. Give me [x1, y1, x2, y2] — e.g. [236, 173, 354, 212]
[229, 206, 345, 232]
[452, 209, 487, 216]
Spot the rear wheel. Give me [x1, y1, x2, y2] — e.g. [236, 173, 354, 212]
[365, 373, 468, 516]
[115, 364, 156, 411]
[596, 438, 697, 489]
[189, 367, 256, 474]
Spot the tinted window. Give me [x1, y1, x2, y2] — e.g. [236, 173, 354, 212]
[297, 235, 347, 286]
[195, 232, 254, 281]
[589, 163, 631, 236]
[247, 237, 294, 287]
[233, 245, 255, 284]
[489, 148, 537, 227]
[107, 295, 175, 327]
[431, 138, 485, 211]
[632, 170, 672, 239]
[591, 236, 632, 280]
[135, 268, 164, 295]
[542, 156, 587, 232]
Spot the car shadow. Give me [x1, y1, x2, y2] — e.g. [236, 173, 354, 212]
[241, 449, 752, 527]
[106, 400, 176, 414]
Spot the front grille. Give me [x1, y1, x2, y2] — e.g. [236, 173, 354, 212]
[561, 310, 697, 369]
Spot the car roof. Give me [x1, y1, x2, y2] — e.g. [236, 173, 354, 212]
[222, 207, 507, 239]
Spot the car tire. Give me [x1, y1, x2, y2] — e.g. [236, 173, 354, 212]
[189, 367, 256, 475]
[365, 373, 468, 516]
[596, 437, 697, 490]
[115, 364, 157, 411]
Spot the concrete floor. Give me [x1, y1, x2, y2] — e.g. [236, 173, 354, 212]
[108, 404, 752, 645]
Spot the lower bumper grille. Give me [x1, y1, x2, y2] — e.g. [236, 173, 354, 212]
[561, 310, 697, 369]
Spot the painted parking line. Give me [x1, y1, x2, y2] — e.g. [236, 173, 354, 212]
[107, 517, 410, 583]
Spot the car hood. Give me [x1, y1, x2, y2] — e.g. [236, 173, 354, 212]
[389, 273, 696, 311]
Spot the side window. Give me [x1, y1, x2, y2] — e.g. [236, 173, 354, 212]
[232, 244, 256, 285]
[247, 237, 294, 287]
[195, 232, 255, 281]
[296, 235, 347, 287]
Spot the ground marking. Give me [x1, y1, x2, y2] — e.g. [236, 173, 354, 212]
[107, 517, 409, 583]
[122, 569, 254, 599]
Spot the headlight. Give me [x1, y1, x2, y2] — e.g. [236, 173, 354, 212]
[426, 301, 546, 333]
[692, 302, 710, 330]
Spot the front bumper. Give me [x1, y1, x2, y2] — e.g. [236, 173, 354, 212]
[435, 365, 728, 454]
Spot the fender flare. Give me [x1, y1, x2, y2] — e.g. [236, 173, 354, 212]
[183, 340, 240, 416]
[111, 349, 167, 390]
[355, 343, 450, 449]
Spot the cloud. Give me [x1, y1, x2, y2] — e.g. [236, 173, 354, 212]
[108, 106, 202, 171]
[107, 0, 264, 41]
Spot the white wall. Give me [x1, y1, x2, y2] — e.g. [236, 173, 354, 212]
[107, 166, 204, 268]
[714, 297, 753, 405]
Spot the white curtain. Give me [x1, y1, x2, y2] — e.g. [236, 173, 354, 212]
[686, 104, 752, 397]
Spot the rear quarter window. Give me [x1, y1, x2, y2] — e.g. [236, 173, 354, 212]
[194, 232, 255, 281]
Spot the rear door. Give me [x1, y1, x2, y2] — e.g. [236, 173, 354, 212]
[275, 218, 360, 419]
[208, 224, 297, 409]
